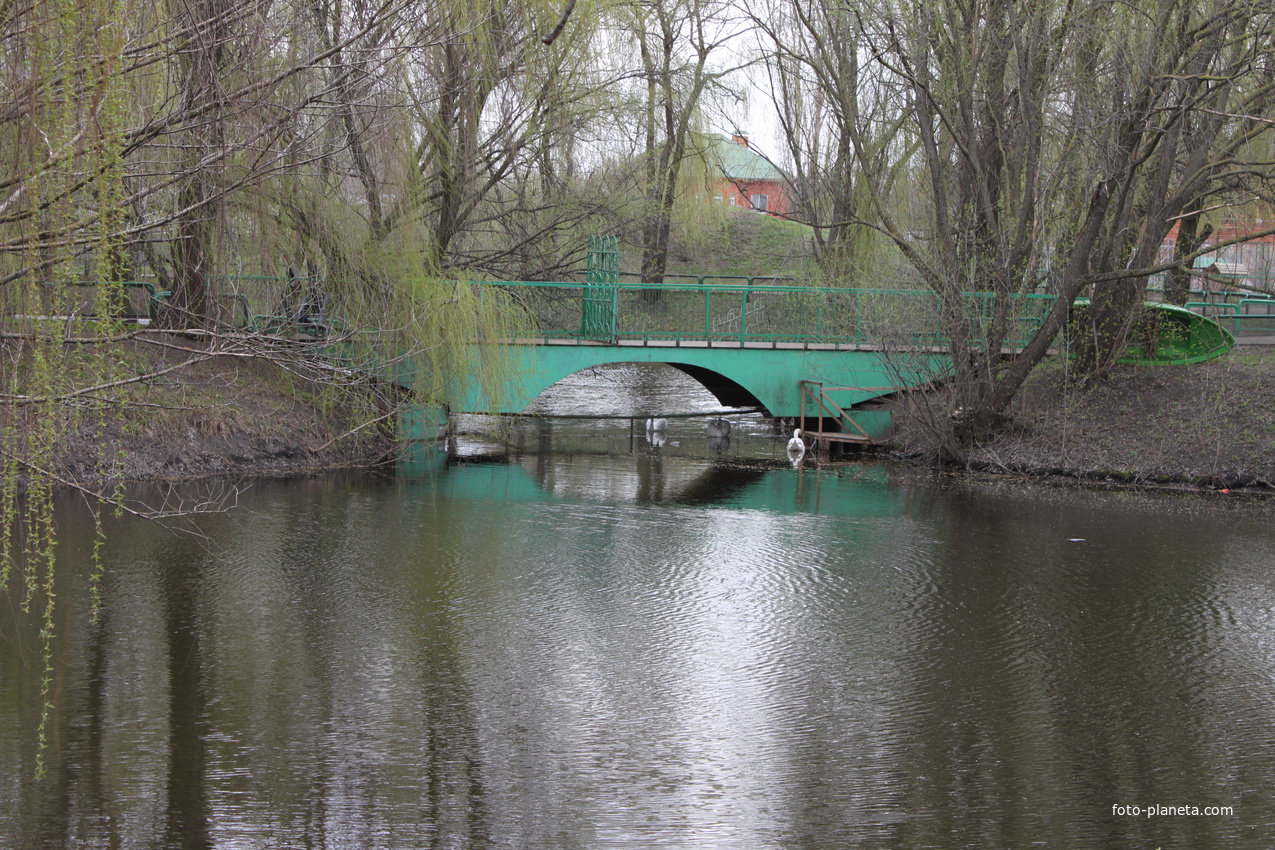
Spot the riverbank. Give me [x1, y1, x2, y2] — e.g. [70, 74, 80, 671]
[887, 345, 1275, 492]
[20, 337, 396, 487]
[15, 336, 1275, 494]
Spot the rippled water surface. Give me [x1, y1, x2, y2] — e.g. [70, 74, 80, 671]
[4, 364, 1275, 848]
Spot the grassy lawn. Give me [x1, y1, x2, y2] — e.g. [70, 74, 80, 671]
[665, 208, 817, 280]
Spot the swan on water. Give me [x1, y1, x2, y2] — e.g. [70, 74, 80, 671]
[645, 417, 667, 432]
[706, 418, 731, 438]
[787, 428, 805, 455]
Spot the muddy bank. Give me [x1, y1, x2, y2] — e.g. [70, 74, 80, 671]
[20, 337, 1275, 494]
[887, 346, 1275, 492]
[58, 409, 394, 484]
[28, 339, 397, 486]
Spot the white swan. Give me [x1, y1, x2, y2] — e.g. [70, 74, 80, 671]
[786, 428, 805, 456]
[645, 417, 667, 432]
[706, 418, 731, 438]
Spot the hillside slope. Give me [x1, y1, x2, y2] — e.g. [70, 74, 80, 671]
[652, 208, 818, 280]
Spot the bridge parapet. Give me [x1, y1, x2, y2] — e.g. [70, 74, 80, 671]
[482, 279, 1057, 350]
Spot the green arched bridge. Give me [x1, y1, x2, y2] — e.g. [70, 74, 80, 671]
[399, 238, 1234, 444]
[401, 240, 1059, 444]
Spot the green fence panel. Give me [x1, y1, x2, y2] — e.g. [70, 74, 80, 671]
[580, 235, 619, 342]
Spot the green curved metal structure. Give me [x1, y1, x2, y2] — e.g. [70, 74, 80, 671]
[1071, 299, 1236, 365]
[449, 340, 945, 417]
[414, 243, 1050, 426]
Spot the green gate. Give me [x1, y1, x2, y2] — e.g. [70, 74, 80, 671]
[581, 235, 619, 342]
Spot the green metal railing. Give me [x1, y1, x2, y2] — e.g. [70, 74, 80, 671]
[12, 279, 262, 328]
[580, 235, 620, 341]
[19, 229, 1272, 353]
[491, 279, 1057, 348]
[14, 281, 170, 322]
[1186, 295, 1275, 338]
[11, 271, 1062, 350]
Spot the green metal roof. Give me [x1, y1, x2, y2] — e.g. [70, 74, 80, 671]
[713, 135, 785, 182]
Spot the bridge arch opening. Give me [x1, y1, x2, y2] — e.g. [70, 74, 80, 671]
[524, 361, 770, 416]
[664, 363, 765, 410]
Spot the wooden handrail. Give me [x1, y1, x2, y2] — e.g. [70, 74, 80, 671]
[798, 380, 874, 443]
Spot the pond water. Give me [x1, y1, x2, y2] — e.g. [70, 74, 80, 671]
[3, 364, 1275, 848]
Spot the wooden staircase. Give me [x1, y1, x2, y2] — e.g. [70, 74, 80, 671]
[798, 380, 894, 446]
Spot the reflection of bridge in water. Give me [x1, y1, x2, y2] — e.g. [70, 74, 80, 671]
[398, 453, 907, 518]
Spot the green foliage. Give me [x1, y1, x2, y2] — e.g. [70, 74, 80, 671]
[0, 0, 141, 776]
[354, 242, 535, 412]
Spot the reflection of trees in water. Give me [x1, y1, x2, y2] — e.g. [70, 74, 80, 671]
[159, 536, 214, 850]
[16, 583, 118, 847]
[414, 604, 493, 847]
[636, 453, 666, 503]
[267, 490, 495, 847]
[885, 488, 1246, 848]
[5, 487, 503, 849]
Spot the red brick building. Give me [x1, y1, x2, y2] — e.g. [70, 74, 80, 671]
[1161, 215, 1275, 294]
[712, 133, 795, 217]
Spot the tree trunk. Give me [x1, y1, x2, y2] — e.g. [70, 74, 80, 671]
[1165, 216, 1211, 305]
[164, 181, 213, 328]
[158, 0, 229, 330]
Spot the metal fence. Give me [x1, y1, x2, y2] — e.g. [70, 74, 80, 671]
[489, 279, 1057, 348]
[6, 276, 1060, 349]
[1185, 296, 1275, 339]
[2, 281, 167, 323]
[18, 272, 1189, 352]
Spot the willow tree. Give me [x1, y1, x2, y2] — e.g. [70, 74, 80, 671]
[156, 0, 235, 328]
[0, 0, 563, 770]
[0, 0, 138, 773]
[403, 0, 610, 275]
[1074, 1, 1275, 373]
[265, 0, 604, 409]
